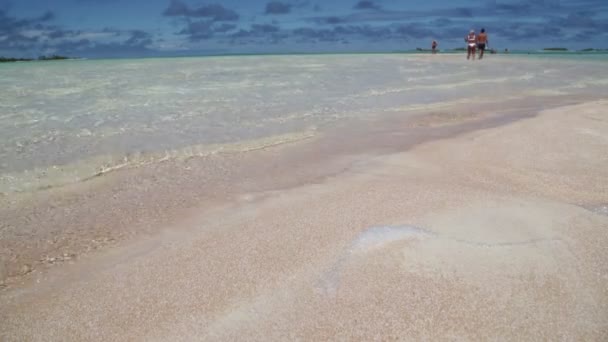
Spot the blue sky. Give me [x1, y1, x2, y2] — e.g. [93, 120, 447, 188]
[1, 0, 607, 57]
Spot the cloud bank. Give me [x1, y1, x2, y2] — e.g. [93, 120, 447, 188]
[1, 0, 607, 57]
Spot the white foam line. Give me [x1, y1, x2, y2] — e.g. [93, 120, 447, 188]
[316, 225, 433, 297]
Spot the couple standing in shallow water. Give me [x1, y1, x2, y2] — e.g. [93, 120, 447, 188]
[466, 28, 489, 60]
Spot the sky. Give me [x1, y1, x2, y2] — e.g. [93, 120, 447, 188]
[1, 0, 607, 58]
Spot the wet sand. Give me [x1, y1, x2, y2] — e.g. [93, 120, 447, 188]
[1, 99, 608, 340]
[0, 93, 591, 283]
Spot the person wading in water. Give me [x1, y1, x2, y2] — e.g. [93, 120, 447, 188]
[477, 28, 489, 59]
[465, 30, 476, 60]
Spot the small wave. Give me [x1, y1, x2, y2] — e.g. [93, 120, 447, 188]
[0, 130, 317, 194]
[564, 78, 608, 89]
[361, 75, 537, 98]
[383, 95, 491, 112]
[586, 204, 608, 216]
[316, 225, 432, 297]
[349, 225, 434, 252]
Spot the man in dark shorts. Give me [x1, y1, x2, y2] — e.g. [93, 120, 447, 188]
[477, 28, 489, 59]
[432, 40, 438, 54]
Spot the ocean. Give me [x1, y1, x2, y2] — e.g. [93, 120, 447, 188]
[1, 54, 607, 193]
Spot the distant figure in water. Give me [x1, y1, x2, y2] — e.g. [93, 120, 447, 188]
[465, 30, 476, 60]
[431, 40, 438, 54]
[504, 48, 509, 54]
[477, 28, 489, 59]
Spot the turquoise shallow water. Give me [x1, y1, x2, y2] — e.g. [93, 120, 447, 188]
[505, 52, 608, 62]
[1, 54, 607, 193]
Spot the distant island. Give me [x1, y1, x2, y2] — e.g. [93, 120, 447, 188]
[542, 48, 608, 52]
[0, 55, 72, 63]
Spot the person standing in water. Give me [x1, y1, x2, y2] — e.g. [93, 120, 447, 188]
[477, 28, 489, 59]
[465, 30, 476, 60]
[432, 40, 438, 54]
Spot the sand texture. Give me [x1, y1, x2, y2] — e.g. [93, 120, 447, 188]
[1, 99, 607, 340]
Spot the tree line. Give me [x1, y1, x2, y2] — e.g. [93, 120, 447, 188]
[0, 55, 71, 63]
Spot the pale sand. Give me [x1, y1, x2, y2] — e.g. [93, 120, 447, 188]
[1, 100, 607, 340]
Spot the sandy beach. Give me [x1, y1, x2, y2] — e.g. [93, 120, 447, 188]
[1, 55, 608, 340]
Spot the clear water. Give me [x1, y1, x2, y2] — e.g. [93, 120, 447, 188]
[1, 54, 607, 193]
[349, 225, 433, 252]
[317, 225, 432, 297]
